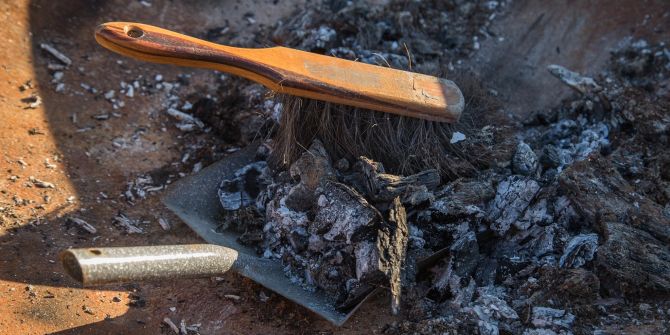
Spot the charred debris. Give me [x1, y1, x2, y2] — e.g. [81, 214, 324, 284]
[172, 1, 670, 333]
[213, 40, 669, 334]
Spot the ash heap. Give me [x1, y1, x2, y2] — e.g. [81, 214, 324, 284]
[205, 1, 669, 334]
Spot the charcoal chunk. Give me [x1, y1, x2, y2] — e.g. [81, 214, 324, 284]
[530, 307, 575, 331]
[512, 142, 538, 176]
[597, 222, 670, 293]
[431, 178, 495, 220]
[315, 181, 382, 243]
[560, 158, 670, 243]
[285, 139, 335, 211]
[487, 176, 541, 236]
[356, 156, 440, 204]
[218, 161, 271, 210]
[559, 233, 598, 268]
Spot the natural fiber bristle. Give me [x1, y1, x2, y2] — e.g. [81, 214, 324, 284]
[270, 72, 509, 179]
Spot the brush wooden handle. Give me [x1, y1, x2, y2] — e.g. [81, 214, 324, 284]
[95, 22, 463, 122]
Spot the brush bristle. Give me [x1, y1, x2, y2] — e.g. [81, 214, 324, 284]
[270, 73, 511, 178]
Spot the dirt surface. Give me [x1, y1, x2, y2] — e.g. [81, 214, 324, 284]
[1, 0, 669, 334]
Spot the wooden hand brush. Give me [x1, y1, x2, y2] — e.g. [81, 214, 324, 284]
[96, 22, 473, 175]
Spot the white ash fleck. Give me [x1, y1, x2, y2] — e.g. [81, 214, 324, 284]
[192, 162, 203, 174]
[47, 63, 66, 71]
[572, 122, 609, 161]
[179, 319, 187, 335]
[224, 294, 240, 301]
[469, 287, 519, 335]
[44, 159, 57, 169]
[354, 241, 379, 280]
[40, 43, 72, 66]
[530, 307, 575, 331]
[51, 71, 64, 82]
[67, 217, 97, 234]
[263, 100, 283, 122]
[537, 120, 610, 172]
[408, 224, 425, 249]
[19, 80, 34, 91]
[79, 82, 97, 94]
[29, 176, 55, 189]
[450, 131, 466, 144]
[317, 194, 328, 207]
[92, 113, 110, 121]
[124, 175, 159, 204]
[113, 213, 143, 234]
[175, 123, 196, 132]
[258, 290, 270, 302]
[218, 161, 271, 210]
[314, 26, 337, 49]
[185, 323, 201, 333]
[104, 90, 115, 100]
[316, 182, 380, 243]
[473, 289, 519, 320]
[166, 107, 204, 130]
[23, 94, 42, 109]
[158, 217, 171, 231]
[125, 85, 134, 98]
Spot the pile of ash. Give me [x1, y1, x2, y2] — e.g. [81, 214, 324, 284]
[193, 0, 670, 333]
[218, 139, 422, 311]
[214, 38, 670, 334]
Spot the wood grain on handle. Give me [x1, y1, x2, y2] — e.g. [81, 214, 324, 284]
[95, 22, 464, 122]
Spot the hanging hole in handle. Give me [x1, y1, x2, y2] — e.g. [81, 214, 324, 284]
[126, 26, 144, 38]
[88, 249, 102, 255]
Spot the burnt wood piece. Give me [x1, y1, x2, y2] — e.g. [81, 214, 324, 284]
[559, 157, 670, 294]
[357, 156, 440, 203]
[559, 158, 670, 244]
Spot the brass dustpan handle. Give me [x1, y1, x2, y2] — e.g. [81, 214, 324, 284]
[60, 244, 238, 286]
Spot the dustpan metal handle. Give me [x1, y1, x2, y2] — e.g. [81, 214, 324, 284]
[60, 244, 238, 286]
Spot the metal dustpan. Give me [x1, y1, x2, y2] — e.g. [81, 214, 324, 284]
[60, 145, 372, 326]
